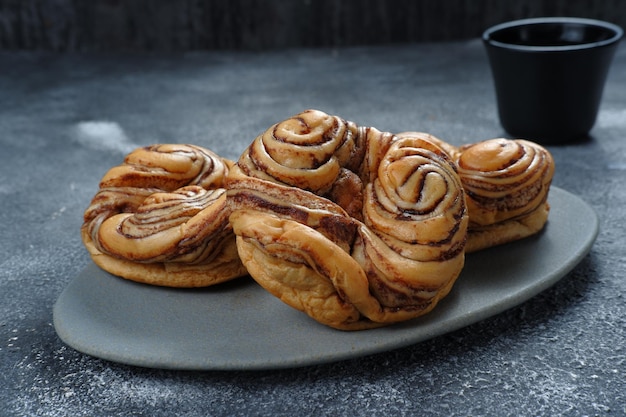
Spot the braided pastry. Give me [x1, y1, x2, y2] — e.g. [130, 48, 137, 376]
[397, 133, 554, 253]
[81, 144, 247, 287]
[227, 110, 469, 330]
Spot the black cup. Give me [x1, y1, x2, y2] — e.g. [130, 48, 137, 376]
[483, 17, 623, 144]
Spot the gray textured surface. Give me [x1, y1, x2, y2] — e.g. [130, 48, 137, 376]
[1, 40, 625, 416]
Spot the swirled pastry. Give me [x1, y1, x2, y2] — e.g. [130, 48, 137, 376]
[397, 133, 554, 252]
[227, 110, 468, 330]
[235, 108, 366, 194]
[79, 111, 553, 330]
[81, 144, 247, 287]
[456, 138, 554, 252]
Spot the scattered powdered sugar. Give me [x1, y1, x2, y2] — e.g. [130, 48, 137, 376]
[8, 344, 177, 417]
[72, 121, 138, 155]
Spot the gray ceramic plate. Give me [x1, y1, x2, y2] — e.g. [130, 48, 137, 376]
[53, 187, 598, 371]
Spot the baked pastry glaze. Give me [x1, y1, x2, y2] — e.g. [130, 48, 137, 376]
[81, 144, 247, 287]
[227, 110, 469, 330]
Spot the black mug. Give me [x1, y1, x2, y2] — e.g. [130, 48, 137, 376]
[483, 17, 623, 144]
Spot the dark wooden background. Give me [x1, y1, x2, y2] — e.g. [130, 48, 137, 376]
[1, 0, 625, 51]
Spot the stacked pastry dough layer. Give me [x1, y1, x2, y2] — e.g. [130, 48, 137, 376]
[81, 110, 554, 330]
[81, 144, 247, 287]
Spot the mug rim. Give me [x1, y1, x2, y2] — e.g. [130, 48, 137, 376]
[483, 17, 623, 52]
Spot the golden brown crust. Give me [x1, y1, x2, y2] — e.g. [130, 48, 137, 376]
[231, 210, 381, 330]
[228, 110, 469, 329]
[82, 227, 247, 287]
[81, 144, 247, 287]
[464, 202, 550, 253]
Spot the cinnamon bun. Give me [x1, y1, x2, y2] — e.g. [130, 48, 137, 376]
[456, 138, 554, 252]
[81, 144, 247, 287]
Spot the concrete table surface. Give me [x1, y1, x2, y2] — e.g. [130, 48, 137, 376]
[1, 40, 625, 416]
